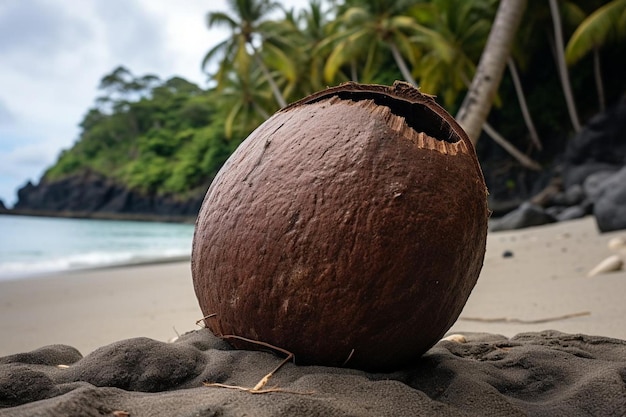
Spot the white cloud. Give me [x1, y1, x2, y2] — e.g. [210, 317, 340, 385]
[0, 143, 57, 175]
[0, 99, 13, 125]
[0, 0, 311, 207]
[0, 0, 93, 72]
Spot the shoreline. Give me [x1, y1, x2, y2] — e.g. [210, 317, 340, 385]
[1, 215, 626, 357]
[0, 209, 196, 224]
[0, 254, 192, 284]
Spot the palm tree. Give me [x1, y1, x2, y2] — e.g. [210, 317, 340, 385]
[506, 57, 542, 151]
[407, 0, 534, 143]
[281, 0, 334, 97]
[407, 0, 541, 169]
[548, 0, 582, 132]
[455, 0, 528, 145]
[217, 70, 273, 140]
[320, 0, 423, 85]
[406, 0, 496, 107]
[202, 0, 288, 108]
[565, 0, 626, 62]
[565, 0, 626, 112]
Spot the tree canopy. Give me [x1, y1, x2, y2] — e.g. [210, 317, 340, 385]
[43, 0, 626, 203]
[46, 67, 236, 196]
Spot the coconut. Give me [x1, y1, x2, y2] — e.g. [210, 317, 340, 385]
[192, 81, 488, 371]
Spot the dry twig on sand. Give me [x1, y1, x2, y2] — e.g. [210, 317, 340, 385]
[195, 313, 217, 327]
[459, 311, 590, 324]
[200, 332, 313, 395]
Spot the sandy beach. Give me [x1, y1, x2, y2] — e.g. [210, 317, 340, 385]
[1, 215, 625, 357]
[451, 215, 626, 339]
[2, 215, 626, 416]
[0, 261, 200, 356]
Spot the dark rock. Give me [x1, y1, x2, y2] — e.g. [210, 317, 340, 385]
[483, 164, 552, 215]
[563, 184, 585, 206]
[548, 191, 568, 206]
[530, 176, 563, 207]
[545, 205, 566, 218]
[562, 96, 626, 188]
[0, 199, 6, 211]
[564, 95, 626, 166]
[563, 163, 620, 189]
[522, 97, 626, 228]
[556, 205, 589, 222]
[487, 196, 526, 217]
[502, 250, 514, 258]
[593, 167, 626, 232]
[13, 170, 205, 219]
[490, 202, 557, 231]
[584, 170, 619, 203]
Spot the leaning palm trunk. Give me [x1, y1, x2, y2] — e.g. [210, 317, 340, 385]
[457, 73, 541, 170]
[456, 0, 527, 145]
[252, 47, 287, 108]
[253, 102, 270, 120]
[507, 58, 542, 151]
[483, 122, 541, 171]
[389, 41, 418, 86]
[549, 0, 581, 132]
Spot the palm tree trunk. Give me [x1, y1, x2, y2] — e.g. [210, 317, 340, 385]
[593, 47, 606, 112]
[548, 0, 581, 132]
[389, 41, 418, 86]
[253, 103, 270, 120]
[252, 47, 287, 108]
[483, 122, 541, 171]
[456, 0, 527, 145]
[350, 61, 359, 82]
[507, 57, 542, 151]
[458, 72, 538, 169]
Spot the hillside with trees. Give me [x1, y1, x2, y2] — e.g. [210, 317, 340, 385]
[47, 67, 235, 197]
[13, 0, 626, 220]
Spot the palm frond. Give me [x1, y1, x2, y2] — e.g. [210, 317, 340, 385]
[201, 39, 231, 72]
[565, 0, 626, 64]
[207, 11, 238, 29]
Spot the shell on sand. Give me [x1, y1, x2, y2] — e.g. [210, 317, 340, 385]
[607, 237, 626, 251]
[587, 254, 624, 277]
[441, 334, 467, 343]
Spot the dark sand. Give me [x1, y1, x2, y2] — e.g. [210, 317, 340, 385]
[1, 329, 626, 416]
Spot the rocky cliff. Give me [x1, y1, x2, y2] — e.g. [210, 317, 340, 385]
[12, 170, 204, 222]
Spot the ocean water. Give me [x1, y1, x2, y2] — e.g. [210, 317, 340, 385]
[0, 214, 195, 280]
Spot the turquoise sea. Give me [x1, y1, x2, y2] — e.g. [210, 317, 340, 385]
[0, 214, 195, 280]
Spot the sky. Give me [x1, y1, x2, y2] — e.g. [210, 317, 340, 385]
[0, 0, 310, 207]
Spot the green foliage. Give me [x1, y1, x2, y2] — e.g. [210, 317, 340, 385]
[45, 68, 238, 197]
[44, 0, 626, 204]
[565, 0, 626, 64]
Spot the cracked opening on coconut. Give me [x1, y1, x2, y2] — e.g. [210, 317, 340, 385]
[305, 90, 461, 144]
